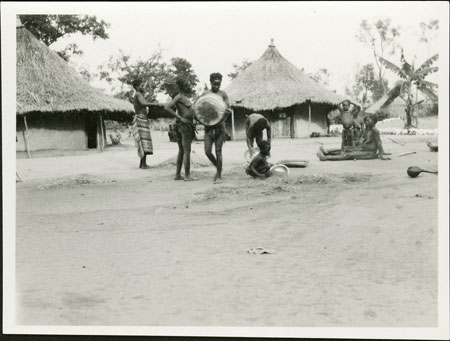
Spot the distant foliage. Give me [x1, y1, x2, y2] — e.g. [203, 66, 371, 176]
[379, 51, 439, 128]
[346, 64, 375, 108]
[20, 15, 110, 61]
[418, 19, 439, 57]
[161, 58, 200, 98]
[356, 18, 400, 96]
[228, 59, 254, 80]
[310, 68, 331, 88]
[98, 49, 199, 102]
[98, 48, 169, 102]
[372, 109, 390, 122]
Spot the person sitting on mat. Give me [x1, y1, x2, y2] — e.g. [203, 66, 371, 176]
[245, 113, 272, 158]
[352, 107, 365, 146]
[246, 140, 273, 178]
[317, 116, 390, 161]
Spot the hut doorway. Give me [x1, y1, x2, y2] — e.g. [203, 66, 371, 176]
[85, 116, 98, 149]
[271, 112, 295, 138]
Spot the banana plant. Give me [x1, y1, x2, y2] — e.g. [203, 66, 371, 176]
[379, 51, 438, 128]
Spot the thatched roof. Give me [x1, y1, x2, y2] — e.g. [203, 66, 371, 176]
[365, 96, 406, 114]
[16, 25, 134, 119]
[224, 41, 345, 111]
[365, 83, 428, 115]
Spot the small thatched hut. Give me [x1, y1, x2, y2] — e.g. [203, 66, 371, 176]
[224, 40, 345, 139]
[16, 18, 134, 154]
[365, 96, 407, 118]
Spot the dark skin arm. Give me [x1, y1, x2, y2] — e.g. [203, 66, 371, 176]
[357, 119, 365, 145]
[373, 128, 390, 160]
[248, 154, 269, 178]
[164, 95, 190, 124]
[135, 92, 153, 107]
[265, 121, 272, 145]
[245, 119, 254, 152]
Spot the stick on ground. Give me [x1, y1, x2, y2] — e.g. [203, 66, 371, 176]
[389, 137, 406, 146]
[397, 151, 416, 157]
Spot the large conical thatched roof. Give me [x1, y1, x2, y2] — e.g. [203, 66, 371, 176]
[16, 24, 134, 119]
[225, 41, 345, 111]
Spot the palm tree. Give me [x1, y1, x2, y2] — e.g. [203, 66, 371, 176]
[379, 51, 438, 128]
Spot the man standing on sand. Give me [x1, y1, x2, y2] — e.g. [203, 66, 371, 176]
[338, 99, 361, 153]
[245, 113, 271, 158]
[201, 72, 232, 184]
[164, 78, 197, 181]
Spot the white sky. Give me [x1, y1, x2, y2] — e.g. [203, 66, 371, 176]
[13, 2, 445, 100]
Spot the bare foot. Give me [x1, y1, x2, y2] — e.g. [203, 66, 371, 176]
[184, 176, 198, 182]
[316, 150, 326, 161]
[319, 145, 326, 153]
[141, 165, 151, 169]
[213, 178, 223, 184]
[174, 175, 184, 180]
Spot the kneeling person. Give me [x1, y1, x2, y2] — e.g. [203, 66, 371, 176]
[246, 141, 273, 178]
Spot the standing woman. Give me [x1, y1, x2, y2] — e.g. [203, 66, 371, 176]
[131, 79, 154, 169]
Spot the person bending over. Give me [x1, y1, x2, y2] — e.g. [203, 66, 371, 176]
[245, 113, 271, 158]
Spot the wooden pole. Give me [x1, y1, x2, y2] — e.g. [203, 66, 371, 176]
[231, 108, 235, 141]
[99, 113, 104, 152]
[23, 115, 31, 158]
[308, 102, 312, 136]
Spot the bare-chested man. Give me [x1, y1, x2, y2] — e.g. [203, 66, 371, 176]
[338, 99, 361, 152]
[245, 113, 272, 158]
[164, 78, 197, 181]
[201, 72, 231, 184]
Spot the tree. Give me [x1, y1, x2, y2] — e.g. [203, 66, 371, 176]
[228, 59, 253, 80]
[310, 68, 331, 88]
[161, 58, 200, 98]
[418, 19, 439, 58]
[19, 15, 110, 61]
[98, 48, 169, 102]
[78, 66, 94, 83]
[356, 18, 400, 95]
[371, 78, 389, 102]
[379, 51, 439, 128]
[352, 64, 376, 109]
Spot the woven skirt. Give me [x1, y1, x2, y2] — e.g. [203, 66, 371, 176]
[133, 115, 153, 158]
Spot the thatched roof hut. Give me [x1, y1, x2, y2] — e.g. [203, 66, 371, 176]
[16, 23, 134, 121]
[225, 40, 344, 111]
[16, 19, 135, 154]
[224, 40, 345, 139]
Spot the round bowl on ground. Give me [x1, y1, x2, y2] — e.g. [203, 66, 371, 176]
[270, 164, 289, 176]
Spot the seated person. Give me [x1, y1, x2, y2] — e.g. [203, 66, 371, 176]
[246, 140, 273, 178]
[317, 116, 390, 161]
[352, 109, 365, 146]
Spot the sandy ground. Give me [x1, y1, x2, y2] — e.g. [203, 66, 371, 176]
[15, 130, 439, 327]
